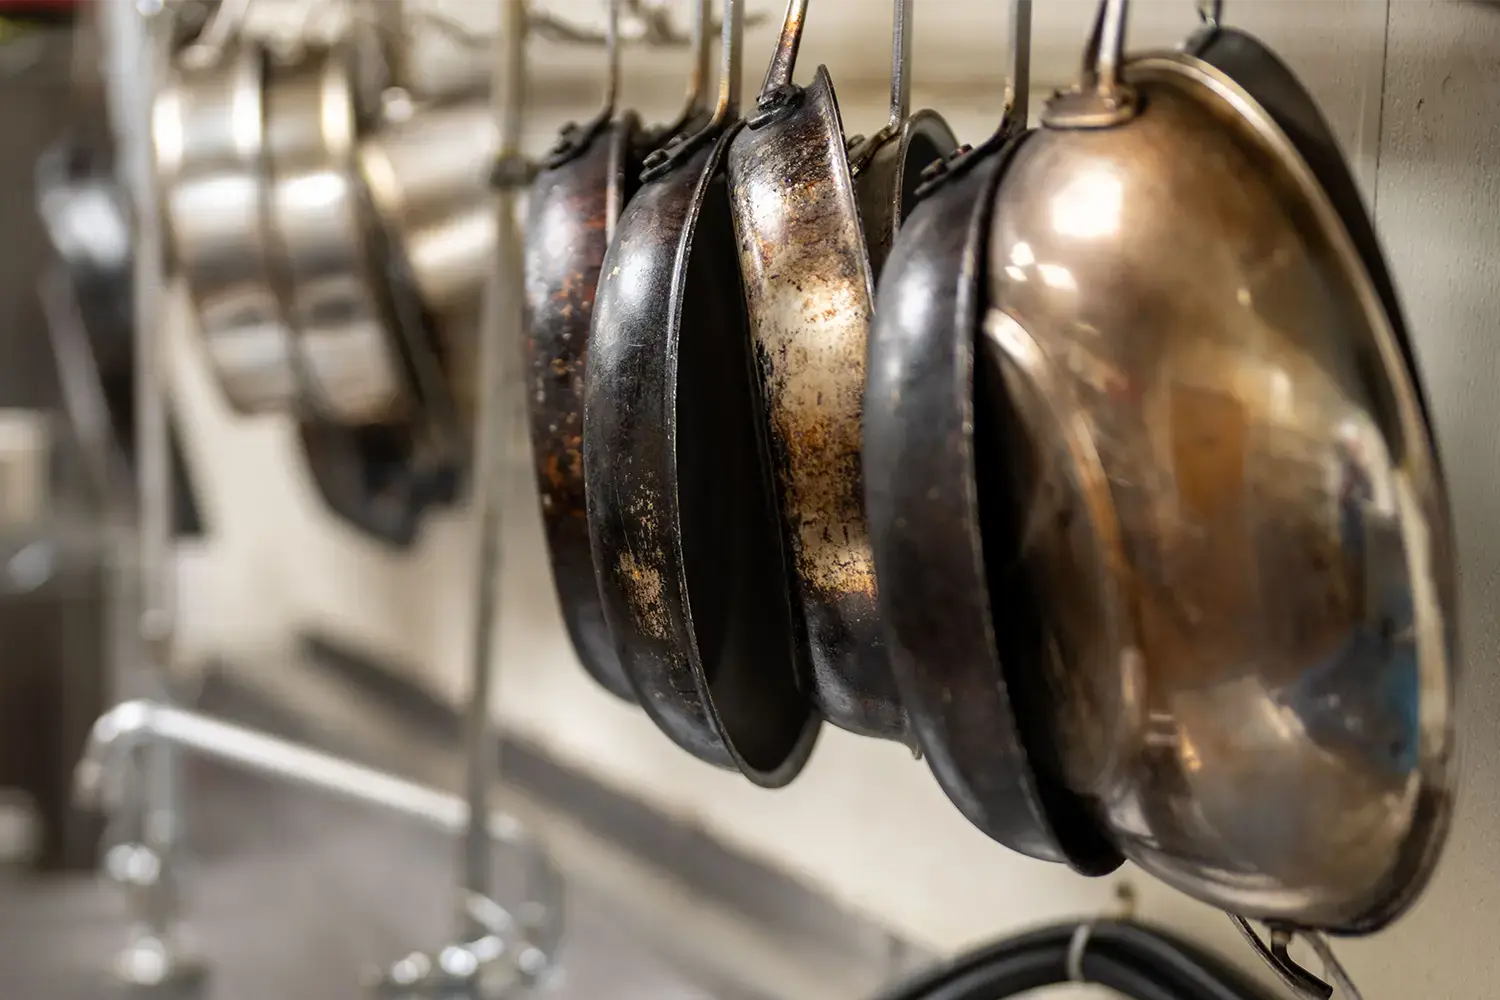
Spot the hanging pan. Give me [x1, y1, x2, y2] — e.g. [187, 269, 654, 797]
[263, 44, 412, 426]
[154, 40, 300, 414]
[863, 0, 1121, 876]
[583, 0, 818, 785]
[847, 0, 957, 280]
[726, 0, 948, 744]
[979, 0, 1455, 966]
[523, 0, 659, 702]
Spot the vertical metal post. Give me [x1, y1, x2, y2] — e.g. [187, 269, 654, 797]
[108, 0, 203, 987]
[459, 0, 527, 939]
[378, 2, 540, 995]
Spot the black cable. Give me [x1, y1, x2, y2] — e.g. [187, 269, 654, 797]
[871, 920, 1272, 1000]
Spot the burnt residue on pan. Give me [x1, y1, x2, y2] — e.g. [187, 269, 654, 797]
[524, 113, 645, 702]
[585, 121, 819, 787]
[728, 67, 900, 741]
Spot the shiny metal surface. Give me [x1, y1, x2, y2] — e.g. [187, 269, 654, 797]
[359, 101, 498, 317]
[727, 0, 898, 743]
[264, 46, 408, 426]
[153, 43, 299, 414]
[359, 100, 497, 422]
[983, 28, 1455, 930]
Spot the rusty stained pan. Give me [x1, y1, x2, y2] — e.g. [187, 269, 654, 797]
[524, 115, 644, 702]
[524, 0, 716, 702]
[583, 0, 818, 786]
[727, 0, 899, 742]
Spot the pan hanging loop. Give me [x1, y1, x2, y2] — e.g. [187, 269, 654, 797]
[1230, 915, 1366, 1000]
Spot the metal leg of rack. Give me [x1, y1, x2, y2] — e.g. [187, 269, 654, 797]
[81, 0, 568, 994]
[374, 2, 540, 996]
[104, 0, 204, 988]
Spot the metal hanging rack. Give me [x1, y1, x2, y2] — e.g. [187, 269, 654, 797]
[77, 0, 713, 995]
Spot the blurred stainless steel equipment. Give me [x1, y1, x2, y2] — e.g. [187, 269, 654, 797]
[981, 0, 1454, 986]
[263, 43, 410, 425]
[154, 39, 300, 414]
[358, 99, 497, 423]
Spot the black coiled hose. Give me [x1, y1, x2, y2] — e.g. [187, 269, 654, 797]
[871, 920, 1273, 1000]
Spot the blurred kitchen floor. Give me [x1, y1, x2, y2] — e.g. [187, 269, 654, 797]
[0, 660, 919, 1000]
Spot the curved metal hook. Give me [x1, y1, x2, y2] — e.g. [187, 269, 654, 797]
[1230, 915, 1365, 1000]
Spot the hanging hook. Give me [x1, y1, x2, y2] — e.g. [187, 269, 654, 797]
[1230, 916, 1365, 1000]
[847, 0, 913, 172]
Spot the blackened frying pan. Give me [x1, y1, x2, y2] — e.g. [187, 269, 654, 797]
[863, 0, 1121, 875]
[583, 0, 818, 785]
[524, 0, 671, 702]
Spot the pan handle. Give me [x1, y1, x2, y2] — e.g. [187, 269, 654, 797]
[750, 0, 809, 122]
[640, 0, 743, 180]
[543, 0, 625, 165]
[665, 0, 714, 134]
[1000, 0, 1032, 137]
[1041, 0, 1139, 129]
[846, 0, 913, 170]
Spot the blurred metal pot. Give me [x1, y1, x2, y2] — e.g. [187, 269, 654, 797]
[358, 100, 496, 421]
[263, 44, 410, 426]
[153, 43, 300, 414]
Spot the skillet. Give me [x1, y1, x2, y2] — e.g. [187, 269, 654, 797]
[523, 0, 664, 702]
[727, 0, 945, 743]
[583, 0, 818, 785]
[863, 0, 1121, 874]
[979, 0, 1455, 943]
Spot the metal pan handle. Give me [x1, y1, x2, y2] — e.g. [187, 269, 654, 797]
[1042, 0, 1139, 129]
[754, 0, 808, 113]
[655, 0, 713, 140]
[1000, 0, 1032, 136]
[543, 0, 625, 165]
[640, 0, 743, 179]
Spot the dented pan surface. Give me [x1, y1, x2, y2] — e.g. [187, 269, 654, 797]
[583, 124, 818, 785]
[524, 114, 644, 703]
[727, 67, 899, 741]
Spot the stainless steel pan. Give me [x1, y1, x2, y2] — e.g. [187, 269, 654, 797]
[154, 42, 299, 414]
[264, 44, 410, 426]
[359, 99, 497, 427]
[982, 0, 1455, 941]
